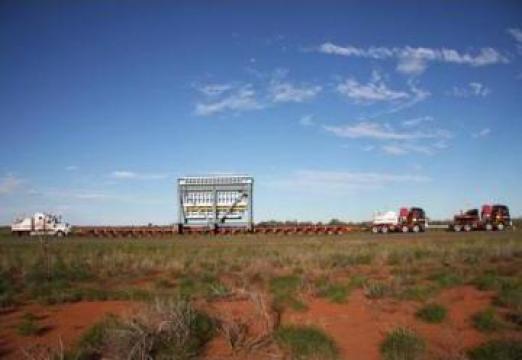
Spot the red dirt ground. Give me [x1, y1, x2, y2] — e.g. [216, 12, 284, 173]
[0, 301, 137, 359]
[282, 286, 510, 360]
[1, 286, 520, 359]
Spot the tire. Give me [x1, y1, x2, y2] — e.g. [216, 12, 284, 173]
[371, 226, 379, 234]
[454, 224, 462, 232]
[496, 223, 505, 231]
[412, 225, 420, 233]
[381, 226, 389, 234]
[464, 224, 472, 232]
[485, 223, 493, 231]
[401, 225, 409, 233]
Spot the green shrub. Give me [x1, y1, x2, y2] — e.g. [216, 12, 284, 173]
[270, 275, 306, 311]
[317, 282, 350, 303]
[275, 325, 338, 359]
[472, 308, 503, 332]
[429, 271, 463, 288]
[467, 340, 522, 360]
[17, 313, 41, 336]
[364, 280, 390, 299]
[397, 285, 438, 302]
[380, 327, 425, 360]
[415, 304, 447, 323]
[75, 299, 215, 359]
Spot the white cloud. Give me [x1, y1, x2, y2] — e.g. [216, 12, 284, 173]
[381, 143, 434, 156]
[401, 116, 433, 127]
[110, 171, 168, 180]
[450, 82, 490, 97]
[317, 43, 509, 74]
[508, 28, 522, 43]
[472, 128, 491, 138]
[198, 83, 233, 96]
[66, 165, 78, 171]
[507, 28, 522, 53]
[336, 71, 409, 103]
[270, 82, 321, 103]
[292, 170, 430, 189]
[0, 175, 23, 195]
[195, 85, 262, 116]
[323, 121, 450, 141]
[299, 114, 315, 126]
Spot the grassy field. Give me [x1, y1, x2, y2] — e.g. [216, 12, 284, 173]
[1, 230, 521, 359]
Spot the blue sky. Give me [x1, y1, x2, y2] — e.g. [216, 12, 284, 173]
[1, 1, 521, 225]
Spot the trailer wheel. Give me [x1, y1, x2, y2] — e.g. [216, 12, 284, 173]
[454, 225, 462, 232]
[381, 226, 389, 234]
[485, 223, 493, 231]
[496, 223, 505, 231]
[401, 225, 409, 233]
[371, 226, 379, 234]
[463, 224, 472, 232]
[412, 225, 420, 233]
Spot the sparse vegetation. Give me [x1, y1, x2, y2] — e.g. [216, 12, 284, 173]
[472, 308, 503, 332]
[0, 231, 520, 358]
[467, 340, 522, 360]
[275, 325, 338, 359]
[16, 312, 42, 336]
[364, 280, 391, 299]
[75, 299, 215, 359]
[380, 327, 426, 360]
[415, 303, 447, 323]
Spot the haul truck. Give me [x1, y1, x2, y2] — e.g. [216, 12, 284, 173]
[371, 207, 428, 234]
[451, 204, 512, 232]
[11, 213, 72, 237]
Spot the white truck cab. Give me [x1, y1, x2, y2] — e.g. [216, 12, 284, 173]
[11, 212, 72, 237]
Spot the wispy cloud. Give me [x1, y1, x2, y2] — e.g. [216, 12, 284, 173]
[0, 175, 23, 195]
[109, 171, 168, 180]
[194, 84, 262, 116]
[317, 43, 509, 75]
[323, 121, 450, 141]
[337, 71, 409, 103]
[450, 82, 490, 97]
[274, 169, 431, 190]
[198, 83, 233, 96]
[66, 165, 78, 171]
[381, 143, 434, 156]
[507, 28, 522, 53]
[472, 128, 491, 138]
[401, 116, 433, 127]
[270, 82, 321, 103]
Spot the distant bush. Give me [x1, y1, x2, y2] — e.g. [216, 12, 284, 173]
[416, 304, 447, 323]
[468, 340, 522, 360]
[472, 308, 503, 333]
[364, 280, 391, 299]
[76, 299, 215, 360]
[380, 327, 425, 360]
[17, 313, 41, 336]
[275, 325, 338, 360]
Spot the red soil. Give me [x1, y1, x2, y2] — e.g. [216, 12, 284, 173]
[0, 301, 137, 359]
[282, 286, 497, 360]
[1, 286, 519, 359]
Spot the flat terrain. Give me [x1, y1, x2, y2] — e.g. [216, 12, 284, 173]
[1, 231, 521, 359]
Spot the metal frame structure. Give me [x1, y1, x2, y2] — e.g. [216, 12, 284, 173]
[177, 175, 254, 232]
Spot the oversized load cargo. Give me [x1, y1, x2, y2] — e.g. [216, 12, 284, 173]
[371, 207, 427, 234]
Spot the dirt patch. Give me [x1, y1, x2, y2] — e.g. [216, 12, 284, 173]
[0, 301, 137, 359]
[201, 293, 281, 360]
[282, 286, 501, 360]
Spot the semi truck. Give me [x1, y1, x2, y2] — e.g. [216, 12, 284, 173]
[11, 212, 72, 237]
[371, 207, 428, 234]
[450, 204, 512, 232]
